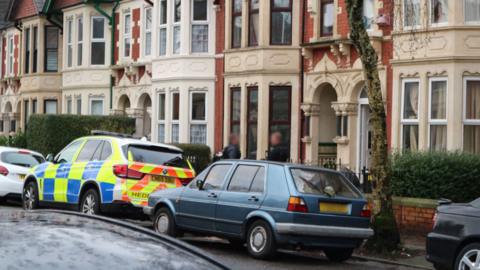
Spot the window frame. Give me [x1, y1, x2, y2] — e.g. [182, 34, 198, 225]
[32, 26, 38, 73]
[143, 6, 153, 57]
[231, 0, 242, 49]
[24, 27, 30, 74]
[226, 163, 266, 194]
[191, 0, 209, 54]
[320, 0, 334, 37]
[7, 34, 14, 75]
[202, 163, 233, 191]
[158, 92, 166, 143]
[89, 98, 104, 115]
[172, 0, 182, 55]
[230, 87, 241, 134]
[464, 0, 480, 25]
[66, 98, 73, 114]
[463, 77, 480, 153]
[123, 12, 132, 58]
[403, 0, 422, 29]
[429, 0, 448, 26]
[171, 91, 180, 143]
[77, 16, 83, 66]
[248, 0, 259, 47]
[247, 86, 258, 159]
[268, 86, 292, 151]
[90, 16, 106, 66]
[66, 18, 74, 68]
[158, 0, 168, 56]
[44, 99, 58, 114]
[270, 0, 293, 45]
[400, 78, 420, 150]
[189, 91, 207, 144]
[428, 77, 448, 150]
[44, 26, 59, 72]
[76, 97, 82, 115]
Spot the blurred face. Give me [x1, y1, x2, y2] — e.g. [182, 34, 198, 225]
[230, 135, 239, 145]
[270, 133, 282, 146]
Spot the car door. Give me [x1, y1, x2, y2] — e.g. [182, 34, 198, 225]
[176, 163, 232, 232]
[215, 164, 266, 236]
[40, 140, 84, 202]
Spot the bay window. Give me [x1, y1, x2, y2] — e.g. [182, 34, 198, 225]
[321, 0, 334, 37]
[464, 78, 480, 154]
[429, 78, 447, 151]
[76, 97, 81, 115]
[269, 86, 291, 157]
[66, 98, 72, 114]
[25, 27, 30, 73]
[44, 100, 58, 114]
[190, 92, 207, 144]
[32, 100, 37, 114]
[45, 26, 59, 72]
[158, 93, 166, 143]
[465, 0, 480, 24]
[430, 0, 448, 25]
[173, 0, 181, 54]
[232, 0, 242, 48]
[91, 17, 106, 65]
[363, 0, 375, 30]
[404, 0, 421, 28]
[159, 0, 167, 56]
[123, 12, 132, 58]
[270, 0, 292, 45]
[191, 0, 208, 53]
[90, 99, 104, 115]
[401, 80, 419, 150]
[77, 17, 83, 66]
[171, 92, 180, 143]
[247, 87, 258, 159]
[144, 7, 152, 56]
[7, 35, 13, 75]
[248, 0, 259, 46]
[66, 19, 73, 68]
[230, 88, 241, 136]
[33, 26, 38, 72]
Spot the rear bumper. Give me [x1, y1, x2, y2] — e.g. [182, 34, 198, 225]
[276, 223, 374, 239]
[0, 176, 22, 197]
[426, 232, 460, 269]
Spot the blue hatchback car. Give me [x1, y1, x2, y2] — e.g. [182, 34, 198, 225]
[144, 160, 373, 261]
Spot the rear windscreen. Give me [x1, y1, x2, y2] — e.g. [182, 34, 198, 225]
[290, 168, 361, 199]
[123, 145, 190, 169]
[1, 152, 45, 168]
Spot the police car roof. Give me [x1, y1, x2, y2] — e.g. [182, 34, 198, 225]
[81, 136, 183, 153]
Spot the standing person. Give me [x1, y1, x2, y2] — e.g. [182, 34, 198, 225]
[267, 132, 289, 162]
[222, 134, 241, 159]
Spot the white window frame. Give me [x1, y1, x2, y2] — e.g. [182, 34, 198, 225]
[77, 16, 83, 66]
[76, 96, 82, 115]
[158, 92, 166, 143]
[90, 16, 106, 66]
[402, 0, 421, 29]
[171, 91, 180, 143]
[143, 6, 153, 58]
[190, 0, 209, 54]
[7, 34, 14, 76]
[429, 0, 448, 27]
[158, 0, 168, 56]
[66, 98, 73, 114]
[66, 18, 74, 68]
[428, 77, 448, 149]
[400, 78, 420, 149]
[172, 0, 181, 55]
[189, 91, 208, 144]
[462, 76, 480, 152]
[89, 98, 104, 115]
[123, 12, 132, 58]
[363, 0, 376, 31]
[464, 0, 480, 25]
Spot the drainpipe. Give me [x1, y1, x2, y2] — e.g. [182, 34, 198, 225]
[299, 0, 306, 163]
[91, 0, 120, 110]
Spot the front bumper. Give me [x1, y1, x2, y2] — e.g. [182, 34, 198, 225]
[276, 223, 374, 239]
[143, 206, 154, 216]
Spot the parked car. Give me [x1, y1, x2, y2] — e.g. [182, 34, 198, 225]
[144, 160, 373, 261]
[0, 147, 45, 202]
[0, 207, 227, 270]
[427, 198, 480, 270]
[22, 131, 195, 215]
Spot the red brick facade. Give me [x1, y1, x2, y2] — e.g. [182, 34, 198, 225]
[10, 0, 38, 20]
[53, 0, 82, 10]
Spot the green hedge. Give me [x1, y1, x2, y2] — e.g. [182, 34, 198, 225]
[174, 144, 211, 172]
[391, 151, 480, 202]
[27, 114, 135, 156]
[0, 132, 28, 149]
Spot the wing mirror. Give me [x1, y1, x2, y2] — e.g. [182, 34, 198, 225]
[46, 154, 55, 163]
[196, 179, 204, 190]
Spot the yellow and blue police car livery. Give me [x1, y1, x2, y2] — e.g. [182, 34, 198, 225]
[27, 136, 195, 210]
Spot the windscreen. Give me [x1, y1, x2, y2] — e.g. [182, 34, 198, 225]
[290, 168, 361, 199]
[1, 152, 45, 168]
[123, 145, 190, 169]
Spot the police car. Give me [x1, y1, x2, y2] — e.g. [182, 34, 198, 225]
[22, 131, 195, 215]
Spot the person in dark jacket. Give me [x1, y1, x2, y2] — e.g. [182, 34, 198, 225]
[267, 132, 290, 162]
[222, 134, 241, 159]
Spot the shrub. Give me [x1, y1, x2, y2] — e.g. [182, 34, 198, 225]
[174, 144, 211, 173]
[390, 151, 480, 202]
[27, 114, 135, 156]
[0, 132, 28, 149]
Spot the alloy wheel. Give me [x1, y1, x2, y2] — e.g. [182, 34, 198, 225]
[249, 226, 267, 253]
[459, 249, 480, 270]
[156, 213, 170, 234]
[23, 185, 35, 210]
[82, 194, 96, 215]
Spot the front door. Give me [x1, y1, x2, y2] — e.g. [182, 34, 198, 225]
[358, 104, 372, 183]
[177, 163, 232, 232]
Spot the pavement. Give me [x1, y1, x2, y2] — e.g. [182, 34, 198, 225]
[0, 202, 431, 270]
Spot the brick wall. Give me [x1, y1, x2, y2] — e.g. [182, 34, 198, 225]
[393, 204, 436, 235]
[132, 8, 140, 61]
[214, 0, 225, 153]
[11, 0, 37, 20]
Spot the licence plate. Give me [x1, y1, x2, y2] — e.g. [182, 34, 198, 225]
[151, 175, 175, 184]
[319, 202, 350, 214]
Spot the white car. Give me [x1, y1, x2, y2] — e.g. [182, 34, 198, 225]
[0, 147, 45, 202]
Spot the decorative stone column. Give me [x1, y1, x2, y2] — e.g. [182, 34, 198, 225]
[331, 102, 357, 169]
[301, 102, 321, 165]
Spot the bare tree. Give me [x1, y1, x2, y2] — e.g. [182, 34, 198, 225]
[345, 0, 400, 251]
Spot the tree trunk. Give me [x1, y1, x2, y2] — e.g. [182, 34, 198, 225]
[345, 0, 400, 251]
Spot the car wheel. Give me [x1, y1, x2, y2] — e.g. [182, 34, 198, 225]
[153, 207, 179, 237]
[324, 248, 354, 262]
[80, 189, 100, 215]
[246, 220, 276, 259]
[23, 181, 39, 210]
[455, 243, 480, 270]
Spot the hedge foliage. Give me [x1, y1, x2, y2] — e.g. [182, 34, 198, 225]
[174, 143, 211, 172]
[391, 151, 480, 202]
[27, 114, 135, 156]
[0, 132, 28, 149]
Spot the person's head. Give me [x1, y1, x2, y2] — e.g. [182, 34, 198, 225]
[229, 133, 239, 145]
[270, 132, 282, 147]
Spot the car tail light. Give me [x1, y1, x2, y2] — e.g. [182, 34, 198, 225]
[0, 166, 8, 176]
[432, 211, 438, 230]
[113, 165, 145, 180]
[287, 197, 308, 213]
[18, 150, 31, 155]
[360, 204, 372, 218]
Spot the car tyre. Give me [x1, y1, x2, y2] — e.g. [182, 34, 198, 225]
[324, 248, 354, 262]
[246, 220, 276, 259]
[153, 207, 179, 237]
[22, 181, 39, 210]
[454, 243, 480, 270]
[80, 189, 101, 215]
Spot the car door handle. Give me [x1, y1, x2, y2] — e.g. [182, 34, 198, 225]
[208, 192, 217, 198]
[248, 196, 259, 202]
